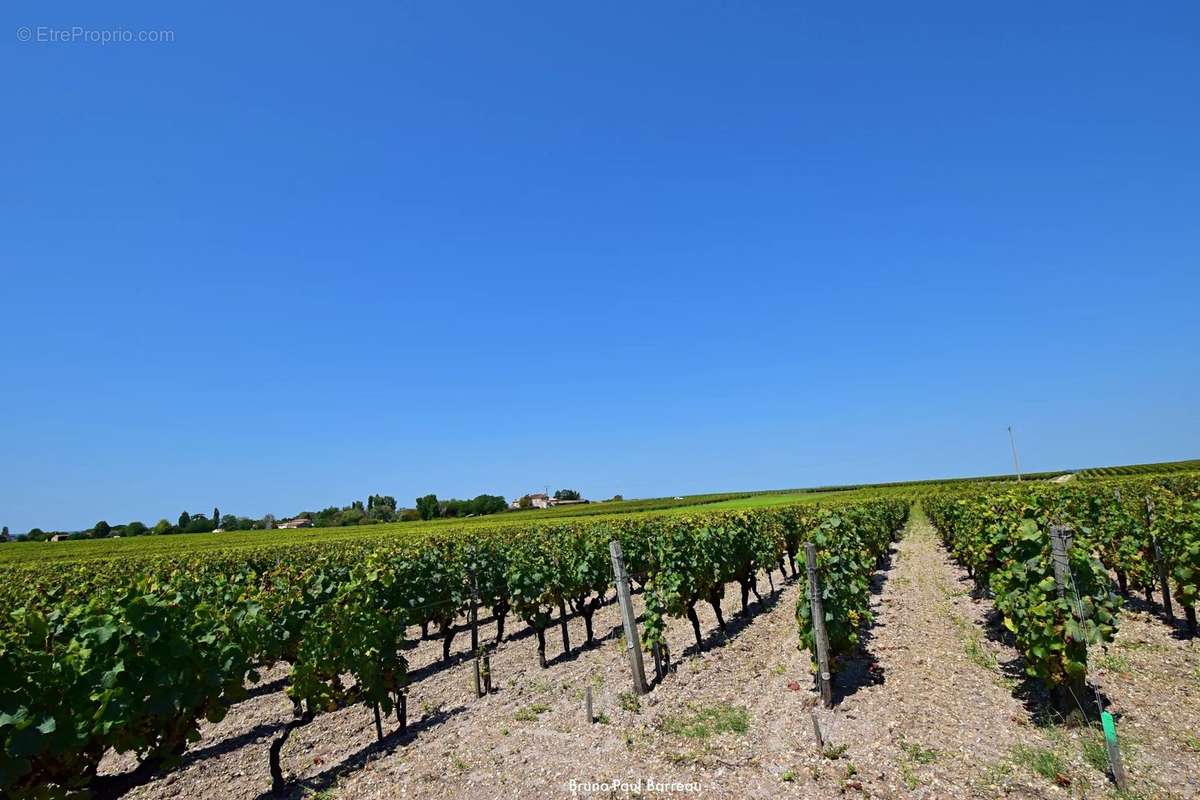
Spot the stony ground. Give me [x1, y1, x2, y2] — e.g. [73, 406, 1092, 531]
[101, 512, 1200, 799]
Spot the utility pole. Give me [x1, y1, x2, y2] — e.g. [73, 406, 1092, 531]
[1008, 426, 1022, 482]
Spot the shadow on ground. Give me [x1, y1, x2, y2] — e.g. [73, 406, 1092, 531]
[260, 705, 469, 800]
[830, 542, 897, 703]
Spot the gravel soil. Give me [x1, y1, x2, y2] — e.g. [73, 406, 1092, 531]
[99, 513, 1199, 799]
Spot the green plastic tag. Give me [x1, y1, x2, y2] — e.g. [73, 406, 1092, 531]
[1101, 711, 1117, 744]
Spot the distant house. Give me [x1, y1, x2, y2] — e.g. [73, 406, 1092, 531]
[212, 528, 226, 533]
[511, 493, 552, 510]
[50, 534, 68, 542]
[510, 493, 590, 510]
[278, 517, 314, 529]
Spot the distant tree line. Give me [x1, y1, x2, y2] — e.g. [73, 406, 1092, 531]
[413, 494, 507, 520]
[2, 487, 589, 542]
[15, 507, 272, 542]
[298, 495, 405, 527]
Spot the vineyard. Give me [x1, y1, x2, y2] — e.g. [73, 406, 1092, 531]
[925, 472, 1199, 685]
[1, 470, 1198, 798]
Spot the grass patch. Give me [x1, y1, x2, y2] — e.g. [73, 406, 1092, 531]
[664, 750, 702, 766]
[780, 769, 796, 782]
[1095, 652, 1132, 673]
[965, 635, 998, 671]
[822, 743, 848, 760]
[1080, 734, 1108, 773]
[948, 611, 997, 672]
[1010, 744, 1067, 782]
[976, 760, 1013, 791]
[514, 702, 551, 722]
[1111, 788, 1150, 800]
[900, 739, 939, 764]
[618, 692, 641, 714]
[660, 703, 749, 740]
[622, 729, 650, 750]
[896, 738, 937, 790]
[1077, 725, 1138, 768]
[1115, 639, 1165, 653]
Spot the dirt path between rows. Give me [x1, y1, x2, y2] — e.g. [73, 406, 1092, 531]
[826, 510, 1199, 800]
[102, 511, 1198, 799]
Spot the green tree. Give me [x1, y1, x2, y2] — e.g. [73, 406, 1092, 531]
[368, 494, 397, 512]
[554, 489, 581, 501]
[124, 521, 148, 537]
[92, 520, 111, 538]
[313, 506, 340, 527]
[153, 519, 173, 535]
[212, 506, 220, 526]
[178, 511, 191, 529]
[468, 494, 507, 515]
[184, 514, 212, 533]
[366, 504, 395, 523]
[416, 494, 440, 520]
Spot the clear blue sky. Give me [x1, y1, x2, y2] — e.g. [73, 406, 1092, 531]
[2, 3, 1198, 532]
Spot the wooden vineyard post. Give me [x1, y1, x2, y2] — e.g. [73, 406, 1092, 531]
[1050, 526, 1096, 723]
[585, 685, 594, 724]
[1145, 498, 1174, 620]
[1049, 526, 1074, 604]
[1112, 488, 1130, 595]
[609, 541, 650, 696]
[470, 574, 484, 698]
[470, 581, 479, 653]
[804, 543, 833, 708]
[1148, 509, 1174, 620]
[1152, 534, 1174, 621]
[810, 707, 825, 750]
